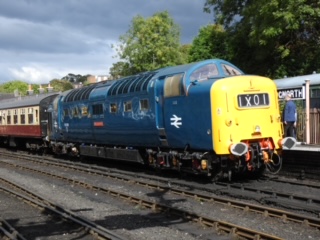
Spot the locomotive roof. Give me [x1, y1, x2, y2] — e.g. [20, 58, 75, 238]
[0, 92, 59, 110]
[153, 59, 242, 77]
[274, 73, 320, 89]
[62, 59, 244, 103]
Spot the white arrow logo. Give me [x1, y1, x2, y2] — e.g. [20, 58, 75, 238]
[170, 114, 182, 128]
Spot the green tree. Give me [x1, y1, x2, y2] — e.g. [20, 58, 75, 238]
[49, 79, 74, 92]
[0, 80, 28, 96]
[188, 24, 232, 62]
[204, 0, 320, 78]
[111, 11, 186, 77]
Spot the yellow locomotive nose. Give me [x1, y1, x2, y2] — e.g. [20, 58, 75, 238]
[210, 75, 285, 155]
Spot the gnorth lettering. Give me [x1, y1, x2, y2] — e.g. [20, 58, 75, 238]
[237, 93, 270, 108]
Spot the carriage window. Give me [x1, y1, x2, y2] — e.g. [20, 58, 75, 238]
[190, 64, 218, 81]
[124, 101, 132, 112]
[164, 73, 184, 97]
[20, 109, 25, 124]
[35, 109, 38, 123]
[28, 108, 33, 124]
[92, 104, 103, 115]
[13, 109, 18, 124]
[7, 110, 11, 124]
[221, 64, 242, 76]
[110, 103, 117, 113]
[140, 99, 149, 111]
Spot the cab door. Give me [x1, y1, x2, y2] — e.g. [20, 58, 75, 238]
[155, 73, 186, 148]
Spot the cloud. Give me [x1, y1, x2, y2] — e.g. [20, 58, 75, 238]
[0, 0, 212, 84]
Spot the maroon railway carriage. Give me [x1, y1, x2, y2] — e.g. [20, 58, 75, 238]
[0, 93, 58, 149]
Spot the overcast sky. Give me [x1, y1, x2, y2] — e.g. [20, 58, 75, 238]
[0, 0, 213, 84]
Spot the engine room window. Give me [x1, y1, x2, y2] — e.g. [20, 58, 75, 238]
[221, 64, 242, 76]
[140, 99, 149, 111]
[190, 64, 218, 81]
[0, 116, 2, 125]
[72, 107, 79, 117]
[124, 101, 132, 112]
[63, 108, 69, 117]
[92, 104, 103, 115]
[110, 103, 117, 113]
[164, 73, 184, 97]
[81, 106, 88, 116]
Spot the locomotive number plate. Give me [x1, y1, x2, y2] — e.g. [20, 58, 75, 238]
[237, 93, 269, 108]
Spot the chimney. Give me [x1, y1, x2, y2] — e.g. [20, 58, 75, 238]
[27, 84, 34, 95]
[47, 83, 53, 93]
[39, 85, 45, 94]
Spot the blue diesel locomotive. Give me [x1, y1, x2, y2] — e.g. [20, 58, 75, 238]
[48, 59, 295, 179]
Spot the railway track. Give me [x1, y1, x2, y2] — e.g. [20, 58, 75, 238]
[0, 157, 282, 240]
[2, 150, 320, 217]
[1, 150, 320, 239]
[0, 177, 125, 240]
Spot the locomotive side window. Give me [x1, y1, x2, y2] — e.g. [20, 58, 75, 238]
[13, 109, 18, 124]
[190, 64, 218, 81]
[7, 110, 11, 124]
[81, 106, 88, 116]
[124, 101, 132, 112]
[63, 108, 69, 117]
[0, 112, 2, 125]
[140, 99, 149, 111]
[28, 108, 33, 124]
[222, 64, 242, 76]
[72, 107, 79, 117]
[164, 73, 184, 97]
[110, 103, 117, 113]
[92, 104, 103, 115]
[20, 109, 25, 124]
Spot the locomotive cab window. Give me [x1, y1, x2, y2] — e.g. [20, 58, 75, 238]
[190, 63, 218, 81]
[164, 73, 184, 98]
[222, 64, 242, 76]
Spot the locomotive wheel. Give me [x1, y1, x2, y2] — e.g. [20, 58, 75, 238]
[265, 152, 282, 174]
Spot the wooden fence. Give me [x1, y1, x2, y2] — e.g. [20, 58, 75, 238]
[296, 108, 320, 144]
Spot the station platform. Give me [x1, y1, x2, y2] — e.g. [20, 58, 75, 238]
[281, 142, 320, 180]
[290, 142, 320, 151]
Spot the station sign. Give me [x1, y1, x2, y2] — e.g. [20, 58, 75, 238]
[277, 86, 305, 100]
